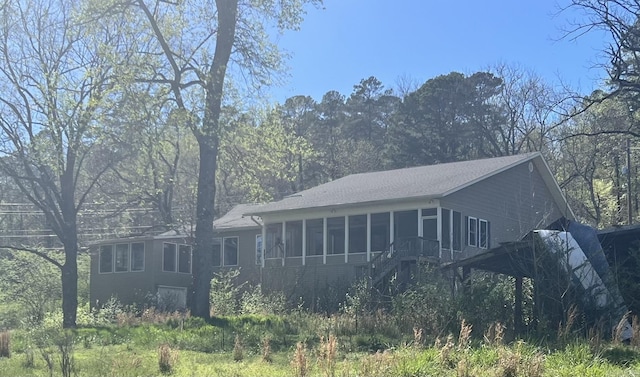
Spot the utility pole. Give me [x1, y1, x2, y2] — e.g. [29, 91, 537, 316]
[627, 139, 633, 225]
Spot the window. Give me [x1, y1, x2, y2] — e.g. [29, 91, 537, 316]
[479, 219, 489, 249]
[115, 243, 129, 272]
[178, 244, 192, 273]
[441, 209, 451, 249]
[213, 238, 222, 266]
[348, 215, 367, 253]
[255, 234, 262, 265]
[130, 242, 145, 271]
[163, 243, 177, 272]
[306, 219, 324, 256]
[327, 217, 345, 255]
[453, 211, 462, 251]
[99, 244, 113, 273]
[370, 212, 390, 251]
[468, 217, 478, 247]
[286, 221, 303, 257]
[223, 237, 239, 266]
[265, 223, 283, 259]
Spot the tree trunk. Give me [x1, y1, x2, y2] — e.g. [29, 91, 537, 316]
[61, 242, 78, 328]
[191, 137, 217, 318]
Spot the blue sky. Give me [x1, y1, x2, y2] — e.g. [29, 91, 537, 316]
[267, 0, 610, 103]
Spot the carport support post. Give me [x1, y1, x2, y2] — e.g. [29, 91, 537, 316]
[514, 276, 523, 337]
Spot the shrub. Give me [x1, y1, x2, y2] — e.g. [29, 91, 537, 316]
[262, 336, 272, 363]
[233, 334, 244, 362]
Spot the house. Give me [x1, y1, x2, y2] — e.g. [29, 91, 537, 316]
[89, 152, 574, 310]
[89, 230, 193, 310]
[236, 152, 574, 305]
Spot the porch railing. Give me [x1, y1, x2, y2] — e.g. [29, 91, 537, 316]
[366, 237, 440, 286]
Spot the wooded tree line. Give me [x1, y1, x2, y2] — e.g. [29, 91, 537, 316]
[2, 0, 640, 327]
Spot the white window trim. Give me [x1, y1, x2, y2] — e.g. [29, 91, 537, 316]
[479, 219, 489, 249]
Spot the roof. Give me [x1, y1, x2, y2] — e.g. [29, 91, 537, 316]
[213, 203, 263, 230]
[248, 153, 564, 216]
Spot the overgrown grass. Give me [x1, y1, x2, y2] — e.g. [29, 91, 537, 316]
[1, 317, 640, 377]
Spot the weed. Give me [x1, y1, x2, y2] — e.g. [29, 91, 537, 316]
[484, 322, 505, 346]
[291, 341, 309, 377]
[0, 330, 10, 358]
[318, 334, 338, 377]
[497, 347, 520, 377]
[456, 357, 471, 377]
[233, 334, 244, 362]
[556, 304, 579, 346]
[614, 311, 631, 344]
[413, 327, 424, 348]
[57, 331, 75, 377]
[632, 315, 640, 347]
[358, 350, 393, 377]
[457, 319, 472, 351]
[261, 336, 272, 363]
[439, 334, 456, 368]
[23, 347, 34, 368]
[587, 324, 604, 355]
[158, 343, 178, 374]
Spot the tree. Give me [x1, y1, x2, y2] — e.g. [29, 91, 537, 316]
[385, 72, 504, 167]
[129, 0, 320, 318]
[0, 0, 133, 327]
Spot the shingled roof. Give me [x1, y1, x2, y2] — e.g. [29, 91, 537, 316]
[247, 153, 557, 216]
[214, 203, 263, 230]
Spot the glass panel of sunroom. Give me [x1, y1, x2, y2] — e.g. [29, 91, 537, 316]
[370, 212, 390, 252]
[306, 219, 324, 256]
[348, 215, 367, 253]
[265, 223, 283, 259]
[327, 217, 345, 254]
[286, 220, 303, 257]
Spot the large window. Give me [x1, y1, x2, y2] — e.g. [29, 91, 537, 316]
[327, 217, 345, 255]
[115, 243, 129, 272]
[286, 221, 303, 257]
[467, 217, 489, 249]
[306, 219, 324, 256]
[370, 212, 390, 251]
[163, 243, 177, 272]
[422, 209, 437, 242]
[349, 215, 367, 253]
[178, 244, 192, 273]
[130, 242, 145, 271]
[99, 245, 113, 273]
[441, 209, 462, 251]
[212, 237, 239, 266]
[223, 237, 238, 266]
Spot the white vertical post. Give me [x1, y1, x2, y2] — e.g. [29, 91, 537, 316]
[366, 213, 371, 262]
[418, 208, 423, 237]
[261, 224, 266, 268]
[389, 211, 395, 252]
[302, 219, 307, 266]
[282, 221, 286, 266]
[323, 217, 328, 264]
[344, 215, 349, 263]
[437, 207, 442, 259]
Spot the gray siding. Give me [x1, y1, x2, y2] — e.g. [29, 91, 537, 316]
[442, 161, 564, 259]
[212, 228, 261, 287]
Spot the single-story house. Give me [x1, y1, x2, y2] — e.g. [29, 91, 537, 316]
[89, 152, 574, 309]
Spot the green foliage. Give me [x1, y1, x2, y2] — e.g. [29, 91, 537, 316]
[0, 251, 62, 326]
[210, 268, 245, 316]
[240, 285, 287, 315]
